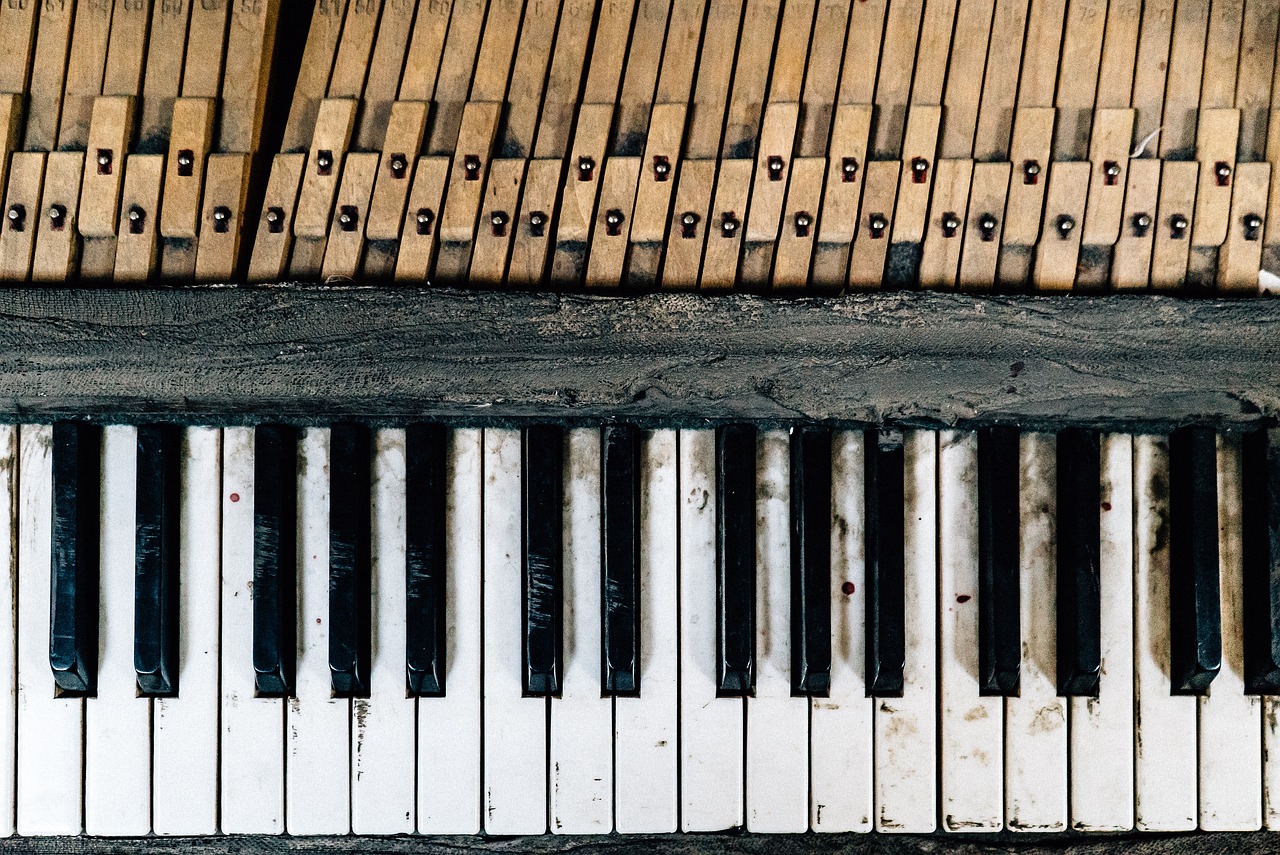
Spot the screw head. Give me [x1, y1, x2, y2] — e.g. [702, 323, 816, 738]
[721, 216, 738, 234]
[1025, 161, 1040, 176]
[870, 214, 888, 230]
[942, 214, 960, 231]
[1135, 213, 1151, 229]
[213, 208, 229, 222]
[1217, 162, 1232, 178]
[979, 213, 996, 231]
[98, 152, 110, 167]
[6, 207, 18, 222]
[912, 159, 927, 173]
[796, 213, 811, 228]
[391, 155, 406, 171]
[338, 211, 353, 226]
[843, 159, 857, 174]
[681, 212, 697, 226]
[1056, 214, 1075, 235]
[529, 212, 545, 227]
[177, 152, 193, 168]
[606, 211, 623, 226]
[1245, 213, 1263, 230]
[1105, 162, 1121, 177]
[491, 211, 508, 227]
[1172, 213, 1189, 230]
[48, 205, 62, 221]
[266, 209, 280, 224]
[654, 160, 670, 175]
[128, 206, 143, 222]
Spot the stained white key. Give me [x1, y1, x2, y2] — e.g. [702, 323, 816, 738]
[746, 429, 807, 832]
[810, 430, 872, 833]
[85, 426, 150, 836]
[1004, 432, 1067, 831]
[680, 429, 744, 831]
[1069, 434, 1135, 831]
[483, 428, 548, 834]
[938, 430, 1002, 831]
[615, 429, 679, 833]
[153, 428, 221, 835]
[417, 428, 483, 834]
[874, 429, 936, 833]
[1134, 435, 1197, 831]
[287, 428, 350, 835]
[16, 424, 83, 835]
[1198, 434, 1261, 830]
[551, 428, 612, 833]
[352, 429, 416, 833]
[220, 426, 285, 833]
[0, 427, 15, 838]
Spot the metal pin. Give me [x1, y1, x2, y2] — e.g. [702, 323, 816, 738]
[265, 206, 284, 234]
[6, 204, 24, 232]
[605, 208, 624, 236]
[529, 210, 547, 237]
[337, 205, 357, 232]
[1244, 213, 1263, 241]
[1023, 159, 1041, 184]
[416, 208, 435, 236]
[390, 154, 408, 179]
[841, 157, 858, 183]
[316, 150, 333, 174]
[720, 212, 740, 237]
[868, 213, 888, 238]
[212, 206, 231, 233]
[941, 212, 960, 237]
[491, 210, 509, 237]
[128, 204, 146, 235]
[1055, 214, 1075, 238]
[177, 149, 195, 177]
[680, 211, 699, 238]
[977, 213, 997, 241]
[794, 211, 812, 237]
[48, 204, 66, 230]
[1132, 212, 1151, 237]
[1170, 213, 1189, 239]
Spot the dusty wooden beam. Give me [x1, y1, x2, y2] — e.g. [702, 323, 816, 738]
[0, 286, 1274, 430]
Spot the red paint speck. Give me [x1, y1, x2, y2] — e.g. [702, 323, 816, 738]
[841, 581, 856, 596]
[1101, 501, 1112, 511]
[229, 492, 240, 503]
[956, 594, 972, 604]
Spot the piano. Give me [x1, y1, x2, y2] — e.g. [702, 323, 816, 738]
[0, 0, 1279, 845]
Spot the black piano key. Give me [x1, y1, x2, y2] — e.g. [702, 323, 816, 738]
[253, 424, 297, 697]
[866, 428, 905, 697]
[1168, 426, 1222, 695]
[329, 423, 372, 698]
[406, 423, 447, 697]
[1243, 429, 1280, 694]
[602, 424, 641, 696]
[1056, 428, 1102, 696]
[717, 423, 756, 696]
[523, 424, 563, 696]
[134, 424, 181, 696]
[978, 426, 1020, 696]
[50, 421, 101, 696]
[790, 426, 832, 697]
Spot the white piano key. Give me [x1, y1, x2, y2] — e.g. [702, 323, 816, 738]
[1069, 434, 1135, 831]
[874, 429, 936, 833]
[746, 429, 807, 832]
[1005, 432, 1067, 831]
[483, 428, 548, 834]
[85, 426, 150, 836]
[551, 428, 612, 833]
[417, 428, 483, 834]
[219, 426, 285, 833]
[615, 429, 679, 833]
[0, 427, 17, 838]
[1198, 434, 1262, 830]
[810, 430, 872, 833]
[153, 428, 221, 835]
[16, 424, 83, 835]
[352, 429, 416, 833]
[938, 430, 1002, 832]
[1134, 435, 1197, 831]
[286, 428, 350, 835]
[680, 428, 744, 831]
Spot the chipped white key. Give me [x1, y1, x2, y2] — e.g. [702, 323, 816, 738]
[809, 430, 872, 833]
[153, 428, 221, 835]
[615, 429, 679, 833]
[550, 428, 612, 834]
[85, 426, 150, 837]
[938, 430, 1002, 831]
[417, 429, 483, 834]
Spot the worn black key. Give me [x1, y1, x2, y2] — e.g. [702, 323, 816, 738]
[978, 426, 1020, 696]
[1243, 429, 1280, 694]
[1168, 426, 1221, 694]
[717, 423, 756, 696]
[524, 424, 563, 696]
[1057, 428, 1102, 696]
[253, 424, 297, 697]
[602, 424, 641, 695]
[50, 421, 101, 696]
[135, 424, 181, 696]
[330, 423, 371, 698]
[791, 426, 832, 697]
[406, 423, 447, 697]
[866, 428, 905, 697]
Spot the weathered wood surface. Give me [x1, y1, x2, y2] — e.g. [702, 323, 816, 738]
[2, 832, 1279, 854]
[0, 286, 1276, 430]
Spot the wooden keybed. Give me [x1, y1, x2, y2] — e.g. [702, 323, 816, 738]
[1, 0, 1279, 293]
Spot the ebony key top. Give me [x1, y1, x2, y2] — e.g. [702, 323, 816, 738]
[791, 426, 831, 697]
[1057, 428, 1102, 696]
[406, 423, 447, 697]
[866, 428, 905, 697]
[253, 424, 297, 697]
[1169, 426, 1221, 694]
[603, 424, 641, 695]
[978, 426, 1020, 696]
[135, 424, 181, 696]
[1243, 428, 1280, 694]
[717, 423, 756, 696]
[524, 424, 564, 696]
[50, 421, 101, 695]
[329, 423, 371, 698]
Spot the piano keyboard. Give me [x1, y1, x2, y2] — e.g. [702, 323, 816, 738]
[3, 420, 1279, 836]
[3, 0, 1280, 291]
